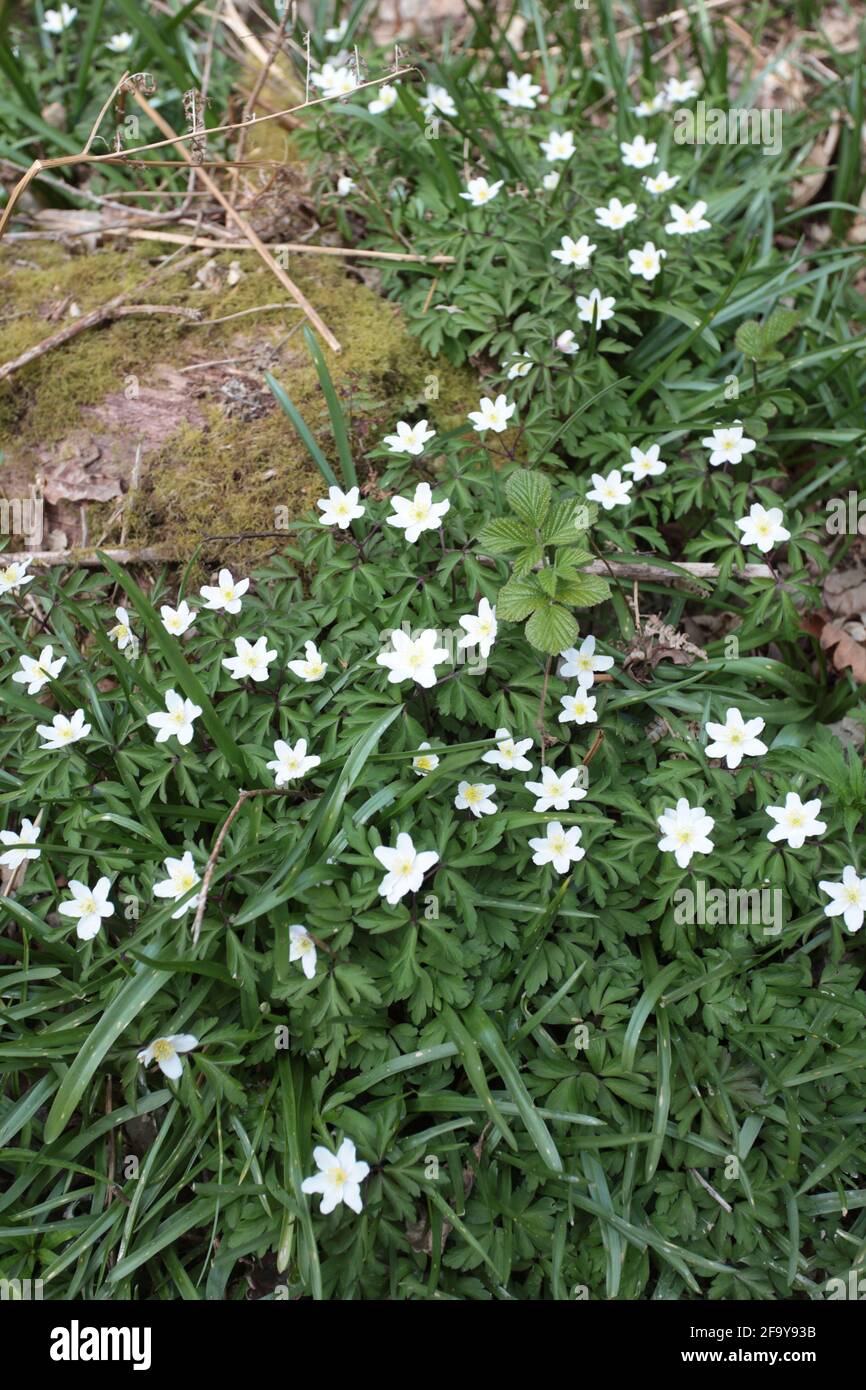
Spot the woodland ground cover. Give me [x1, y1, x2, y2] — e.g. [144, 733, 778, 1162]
[1, 0, 866, 1302]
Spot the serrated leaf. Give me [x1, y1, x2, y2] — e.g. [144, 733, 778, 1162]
[498, 575, 543, 622]
[512, 543, 545, 576]
[763, 307, 800, 345]
[477, 516, 535, 554]
[506, 469, 551, 526]
[554, 547, 594, 573]
[542, 498, 590, 545]
[536, 567, 557, 598]
[735, 319, 764, 361]
[555, 572, 611, 607]
[525, 602, 578, 654]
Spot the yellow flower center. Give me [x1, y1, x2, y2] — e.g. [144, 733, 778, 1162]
[152, 1039, 174, 1061]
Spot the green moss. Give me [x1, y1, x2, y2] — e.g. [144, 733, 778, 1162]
[1, 238, 477, 564]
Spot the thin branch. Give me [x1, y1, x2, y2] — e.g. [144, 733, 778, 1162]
[192, 787, 288, 944]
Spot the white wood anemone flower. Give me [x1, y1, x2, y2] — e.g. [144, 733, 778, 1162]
[0, 560, 34, 595]
[105, 31, 133, 52]
[310, 63, 358, 98]
[736, 504, 790, 553]
[458, 597, 497, 659]
[146, 690, 202, 745]
[369, 83, 399, 114]
[624, 444, 666, 479]
[529, 822, 585, 873]
[301, 1138, 370, 1215]
[704, 708, 767, 769]
[642, 171, 680, 195]
[373, 832, 439, 904]
[819, 867, 866, 933]
[558, 691, 598, 725]
[460, 176, 504, 206]
[386, 481, 450, 541]
[559, 635, 614, 689]
[267, 738, 321, 786]
[494, 72, 542, 109]
[376, 629, 448, 687]
[138, 1034, 199, 1081]
[576, 289, 616, 325]
[221, 635, 277, 683]
[540, 130, 575, 161]
[665, 200, 712, 235]
[58, 877, 115, 941]
[524, 765, 587, 813]
[42, 4, 77, 34]
[701, 423, 756, 466]
[12, 645, 66, 694]
[454, 781, 498, 818]
[0, 818, 42, 871]
[289, 924, 318, 979]
[482, 728, 533, 773]
[586, 470, 633, 510]
[108, 606, 135, 651]
[382, 419, 436, 456]
[551, 234, 596, 268]
[199, 568, 250, 614]
[467, 395, 516, 433]
[420, 84, 457, 118]
[765, 793, 826, 849]
[656, 798, 715, 868]
[412, 742, 440, 776]
[153, 852, 201, 919]
[317, 485, 365, 528]
[594, 197, 637, 229]
[620, 135, 657, 168]
[627, 241, 666, 281]
[287, 640, 327, 681]
[160, 600, 197, 635]
[37, 708, 91, 750]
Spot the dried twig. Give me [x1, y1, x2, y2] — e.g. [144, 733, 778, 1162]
[191, 787, 288, 944]
[131, 88, 342, 352]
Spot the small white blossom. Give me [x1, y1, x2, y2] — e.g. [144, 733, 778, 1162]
[420, 84, 457, 118]
[107, 606, 135, 651]
[551, 234, 596, 268]
[736, 504, 790, 553]
[642, 170, 680, 195]
[506, 352, 533, 379]
[377, 629, 448, 688]
[0, 818, 41, 871]
[540, 130, 575, 162]
[290, 924, 318, 978]
[222, 635, 277, 682]
[287, 640, 327, 682]
[558, 691, 598, 725]
[529, 821, 584, 874]
[455, 781, 498, 818]
[559, 635, 614, 689]
[632, 93, 666, 117]
[586, 469, 633, 510]
[765, 792, 826, 849]
[386, 482, 450, 542]
[524, 765, 587, 813]
[37, 709, 90, 751]
[620, 135, 657, 168]
[146, 690, 202, 745]
[0, 560, 34, 595]
[374, 832, 439, 903]
[576, 289, 616, 325]
[701, 423, 756, 466]
[12, 645, 66, 694]
[468, 395, 516, 433]
[556, 329, 579, 355]
[627, 241, 667, 281]
[665, 200, 711, 235]
[369, 83, 399, 114]
[819, 866, 866, 933]
[657, 798, 715, 868]
[542, 170, 560, 190]
[595, 197, 637, 230]
[318, 485, 365, 530]
[460, 176, 504, 206]
[311, 63, 358, 99]
[324, 19, 348, 42]
[138, 1034, 198, 1081]
[412, 741, 440, 776]
[382, 418, 436, 456]
[267, 738, 321, 786]
[482, 728, 533, 773]
[302, 1138, 370, 1215]
[199, 568, 249, 614]
[336, 175, 356, 196]
[665, 76, 699, 102]
[42, 4, 77, 34]
[494, 71, 542, 109]
[704, 707, 767, 769]
[160, 600, 197, 636]
[59, 877, 114, 941]
[624, 443, 666, 479]
[105, 31, 133, 52]
[153, 852, 200, 919]
[457, 598, 497, 659]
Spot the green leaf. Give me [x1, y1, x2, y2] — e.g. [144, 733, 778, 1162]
[505, 469, 551, 527]
[542, 499, 591, 546]
[763, 307, 800, 345]
[463, 1004, 563, 1172]
[497, 575, 543, 622]
[525, 602, 578, 654]
[302, 326, 357, 490]
[554, 572, 611, 607]
[266, 371, 338, 489]
[735, 319, 764, 361]
[477, 517, 535, 553]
